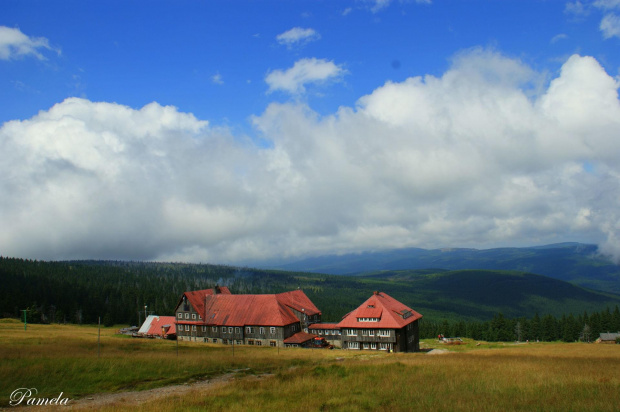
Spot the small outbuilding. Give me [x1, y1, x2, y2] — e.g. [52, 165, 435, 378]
[597, 332, 620, 344]
[137, 315, 177, 339]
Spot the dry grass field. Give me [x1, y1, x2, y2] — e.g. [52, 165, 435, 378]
[1, 319, 619, 411]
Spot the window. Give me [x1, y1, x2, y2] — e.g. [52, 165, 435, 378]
[348, 342, 359, 349]
[248, 340, 254, 345]
[347, 329, 357, 336]
[228, 327, 233, 334]
[185, 325, 189, 331]
[212, 338, 218, 343]
[236, 340, 242, 345]
[177, 313, 182, 319]
[270, 327, 276, 334]
[235, 327, 240, 334]
[246, 326, 254, 334]
[371, 342, 377, 349]
[256, 340, 262, 346]
[212, 326, 218, 332]
[222, 328, 226, 334]
[192, 325, 196, 331]
[270, 341, 276, 347]
[201, 326, 206, 332]
[185, 313, 189, 319]
[363, 342, 370, 349]
[192, 313, 196, 319]
[259, 327, 265, 335]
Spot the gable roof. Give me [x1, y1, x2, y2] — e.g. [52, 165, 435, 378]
[275, 290, 321, 316]
[175, 286, 231, 316]
[337, 291, 422, 329]
[201, 294, 300, 327]
[138, 315, 177, 336]
[176, 288, 320, 328]
[284, 331, 317, 344]
[599, 332, 620, 341]
[147, 316, 177, 336]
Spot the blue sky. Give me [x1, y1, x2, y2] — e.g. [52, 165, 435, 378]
[2, 0, 620, 264]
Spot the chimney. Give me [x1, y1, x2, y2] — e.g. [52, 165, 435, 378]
[214, 285, 220, 294]
[373, 291, 379, 295]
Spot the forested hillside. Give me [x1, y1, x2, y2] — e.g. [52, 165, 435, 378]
[264, 243, 620, 294]
[2, 257, 620, 329]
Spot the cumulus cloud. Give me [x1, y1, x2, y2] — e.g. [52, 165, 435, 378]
[0, 26, 59, 60]
[2, 50, 620, 264]
[265, 58, 346, 95]
[276, 27, 320, 48]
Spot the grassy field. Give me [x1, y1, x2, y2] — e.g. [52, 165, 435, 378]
[1, 319, 620, 411]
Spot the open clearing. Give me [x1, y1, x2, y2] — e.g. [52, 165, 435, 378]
[2, 319, 620, 411]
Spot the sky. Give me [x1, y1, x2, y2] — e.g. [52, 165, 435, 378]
[1, 0, 620, 265]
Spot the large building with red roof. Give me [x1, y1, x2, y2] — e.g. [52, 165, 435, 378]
[333, 291, 422, 352]
[174, 286, 322, 348]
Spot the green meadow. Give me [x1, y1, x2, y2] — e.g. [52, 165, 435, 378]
[1, 318, 620, 411]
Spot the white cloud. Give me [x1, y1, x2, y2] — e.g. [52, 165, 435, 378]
[276, 27, 320, 47]
[594, 0, 620, 10]
[600, 13, 620, 38]
[551, 33, 569, 43]
[212, 73, 224, 85]
[265, 58, 346, 95]
[2, 51, 620, 264]
[565, 1, 590, 16]
[0, 26, 59, 61]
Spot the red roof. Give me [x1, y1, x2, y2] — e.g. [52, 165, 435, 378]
[147, 316, 177, 336]
[177, 288, 319, 328]
[275, 290, 321, 316]
[284, 331, 317, 344]
[177, 286, 231, 318]
[201, 294, 300, 327]
[308, 323, 339, 330]
[337, 292, 422, 329]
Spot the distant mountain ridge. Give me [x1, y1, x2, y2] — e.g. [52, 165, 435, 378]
[258, 243, 620, 294]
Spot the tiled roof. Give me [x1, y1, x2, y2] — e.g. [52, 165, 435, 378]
[177, 288, 319, 328]
[201, 294, 300, 327]
[139, 315, 177, 335]
[284, 331, 317, 344]
[337, 291, 422, 329]
[308, 323, 340, 330]
[147, 316, 177, 336]
[177, 286, 231, 317]
[275, 290, 321, 316]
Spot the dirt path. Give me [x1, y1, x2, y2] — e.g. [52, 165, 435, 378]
[26, 371, 273, 411]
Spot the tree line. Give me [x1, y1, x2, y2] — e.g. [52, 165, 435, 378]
[419, 308, 620, 342]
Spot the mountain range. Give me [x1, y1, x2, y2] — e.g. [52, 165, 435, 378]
[254, 243, 620, 294]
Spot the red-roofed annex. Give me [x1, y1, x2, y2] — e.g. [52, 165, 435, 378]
[337, 291, 422, 352]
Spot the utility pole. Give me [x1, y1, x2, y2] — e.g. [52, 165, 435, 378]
[21, 309, 28, 331]
[98, 317, 101, 358]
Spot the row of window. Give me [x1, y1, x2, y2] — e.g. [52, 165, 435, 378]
[313, 329, 341, 336]
[347, 342, 392, 350]
[357, 317, 380, 322]
[177, 312, 201, 320]
[343, 329, 391, 337]
[177, 325, 278, 335]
